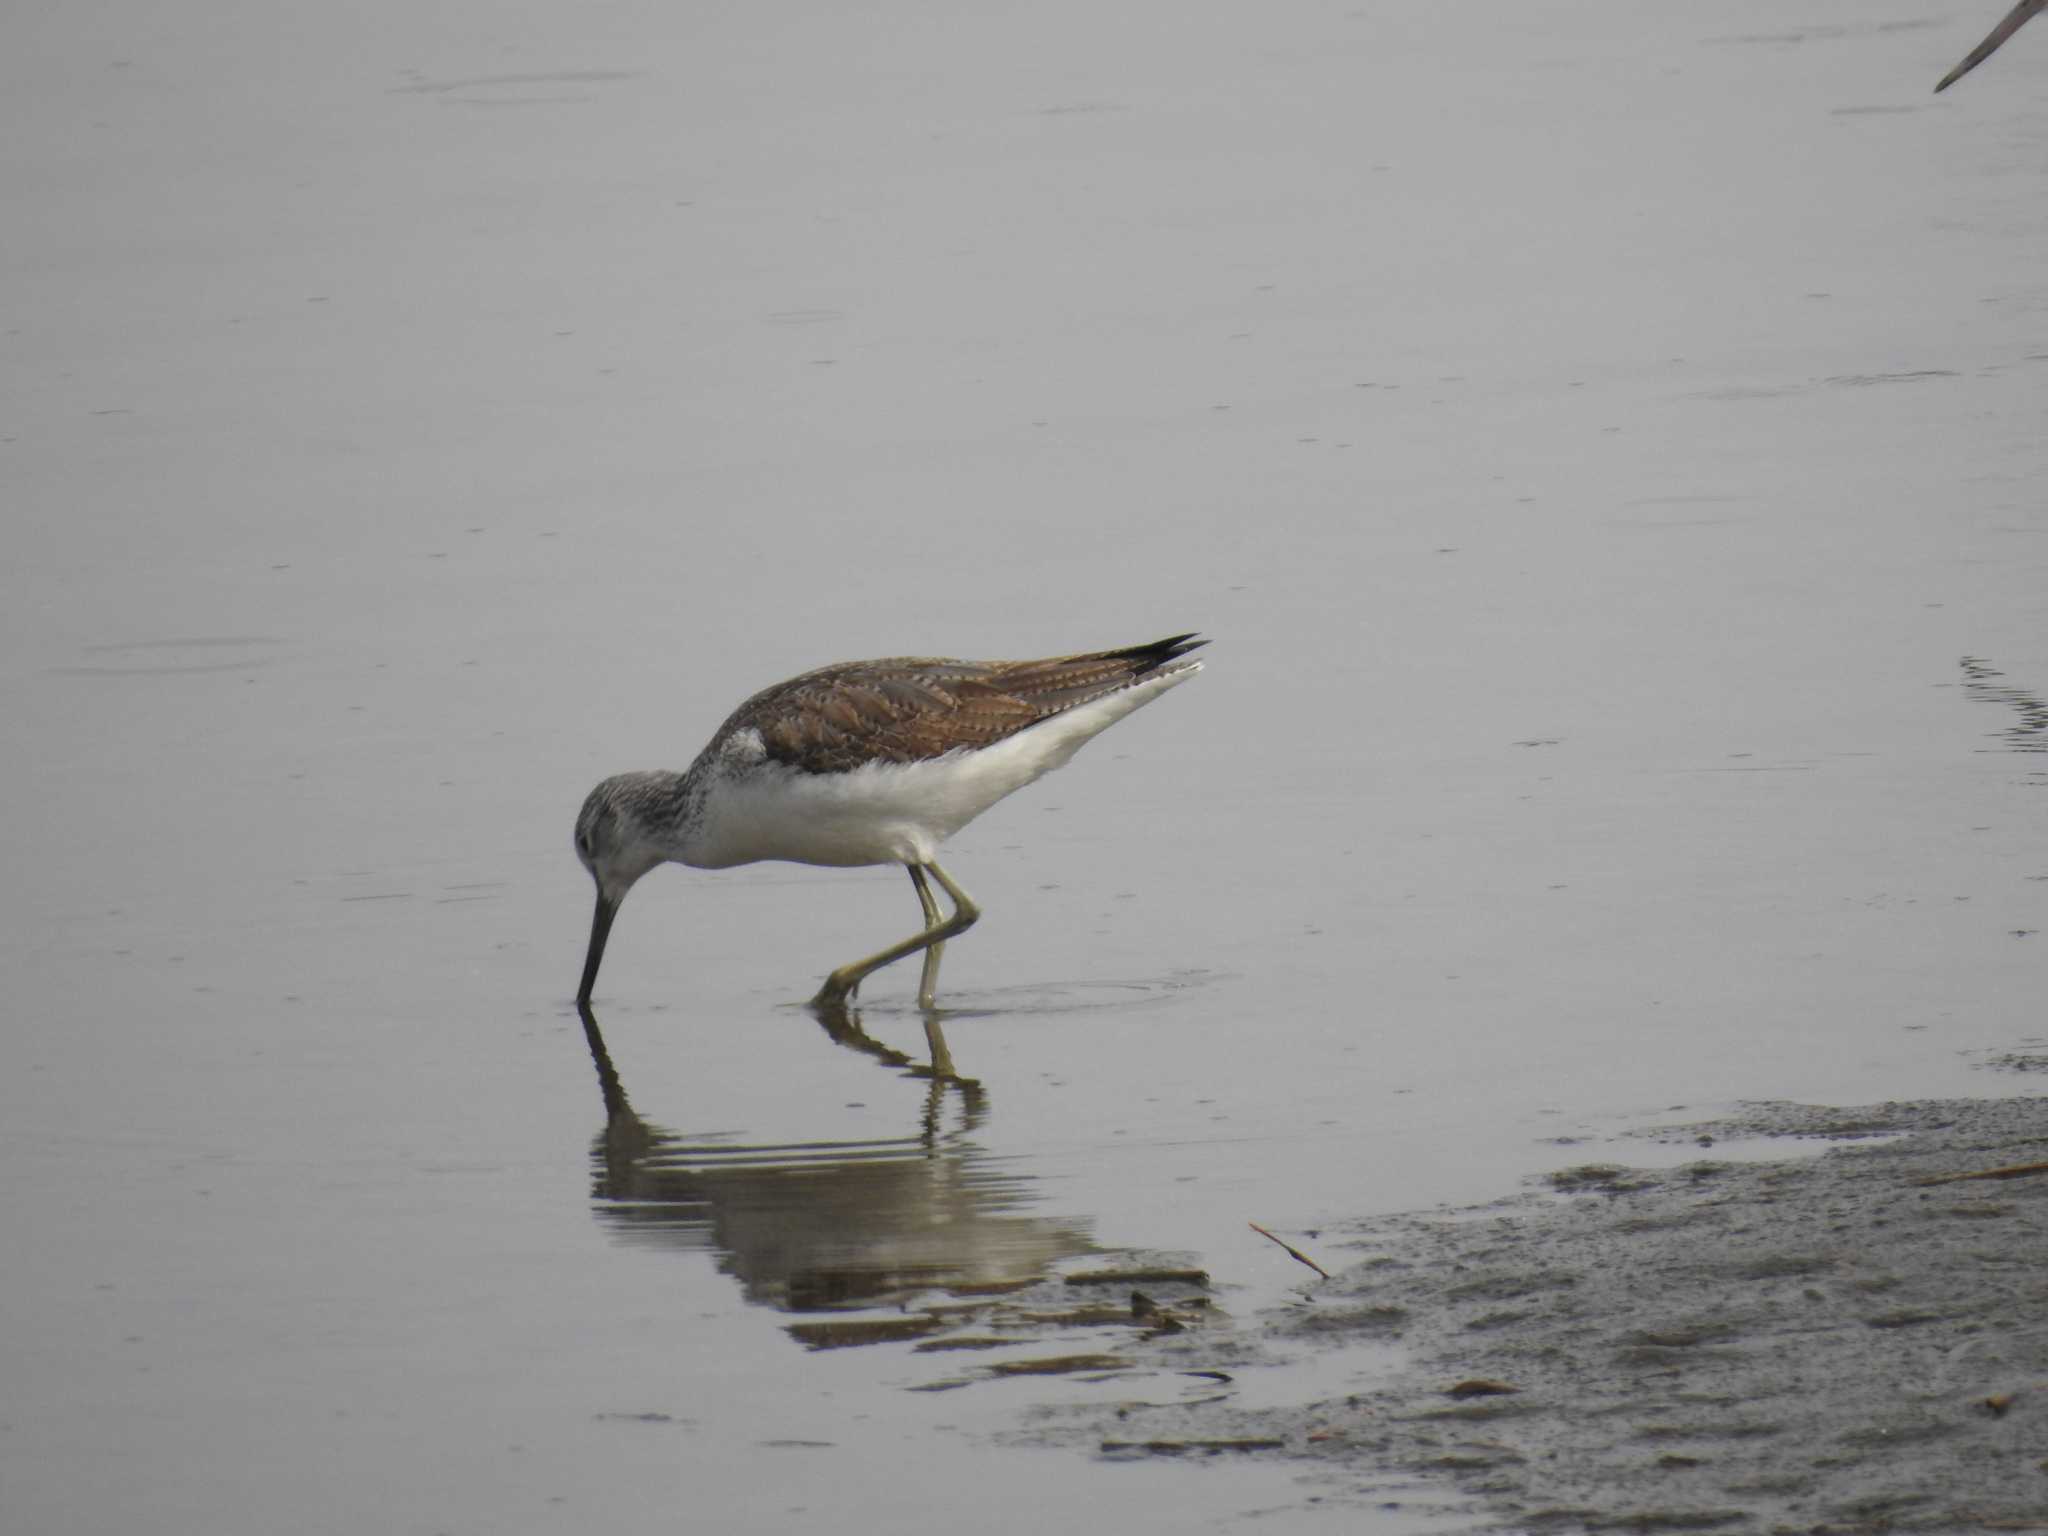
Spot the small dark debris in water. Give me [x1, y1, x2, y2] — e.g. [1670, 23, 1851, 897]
[786, 1315, 946, 1350]
[1101, 1437, 1285, 1455]
[758, 1438, 836, 1449]
[1984, 1393, 2016, 1418]
[1182, 1369, 1234, 1384]
[1065, 1267, 1208, 1288]
[912, 1336, 1015, 1353]
[1447, 1379, 1520, 1398]
[989, 1353, 1129, 1377]
[593, 1411, 688, 1425]
[1656, 1454, 1704, 1469]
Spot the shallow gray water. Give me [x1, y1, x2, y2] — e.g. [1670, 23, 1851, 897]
[5, 2, 2045, 1531]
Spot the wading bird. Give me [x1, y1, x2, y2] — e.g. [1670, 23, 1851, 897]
[573, 634, 1206, 1010]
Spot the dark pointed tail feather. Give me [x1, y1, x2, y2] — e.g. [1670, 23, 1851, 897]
[1102, 633, 1209, 676]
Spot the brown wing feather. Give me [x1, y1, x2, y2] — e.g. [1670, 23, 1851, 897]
[717, 635, 1205, 775]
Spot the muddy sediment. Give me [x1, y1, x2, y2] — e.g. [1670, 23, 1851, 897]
[1040, 1097, 2048, 1532]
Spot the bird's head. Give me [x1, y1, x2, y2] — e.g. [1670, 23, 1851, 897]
[574, 773, 669, 1003]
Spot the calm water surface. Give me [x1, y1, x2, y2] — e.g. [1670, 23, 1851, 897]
[5, 1, 2045, 1531]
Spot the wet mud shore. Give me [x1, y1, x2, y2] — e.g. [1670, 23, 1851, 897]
[1040, 1096, 2048, 1533]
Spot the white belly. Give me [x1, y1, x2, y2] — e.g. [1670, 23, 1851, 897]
[678, 665, 1195, 869]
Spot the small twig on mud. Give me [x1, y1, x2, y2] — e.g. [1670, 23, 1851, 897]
[1914, 1160, 2048, 1187]
[1249, 1222, 1331, 1279]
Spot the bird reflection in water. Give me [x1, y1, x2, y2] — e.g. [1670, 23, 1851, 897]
[574, 1002, 1096, 1340]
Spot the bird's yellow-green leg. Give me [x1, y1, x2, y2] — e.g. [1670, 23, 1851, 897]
[921, 864, 980, 1060]
[906, 865, 959, 1076]
[909, 865, 947, 1009]
[812, 860, 980, 1011]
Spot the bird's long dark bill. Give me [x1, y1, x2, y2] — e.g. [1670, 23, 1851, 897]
[577, 891, 618, 1004]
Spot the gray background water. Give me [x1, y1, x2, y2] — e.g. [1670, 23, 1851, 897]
[6, 2, 2044, 1531]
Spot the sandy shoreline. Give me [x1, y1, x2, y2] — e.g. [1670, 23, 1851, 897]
[1040, 1094, 2048, 1532]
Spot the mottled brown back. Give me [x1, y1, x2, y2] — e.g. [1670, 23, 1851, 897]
[713, 634, 1206, 775]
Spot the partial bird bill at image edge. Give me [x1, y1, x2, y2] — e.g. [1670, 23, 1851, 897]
[1936, 0, 2046, 91]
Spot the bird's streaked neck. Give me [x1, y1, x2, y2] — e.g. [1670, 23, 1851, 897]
[607, 764, 718, 870]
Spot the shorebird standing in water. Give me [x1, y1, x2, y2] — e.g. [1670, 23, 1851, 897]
[573, 634, 1206, 1012]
